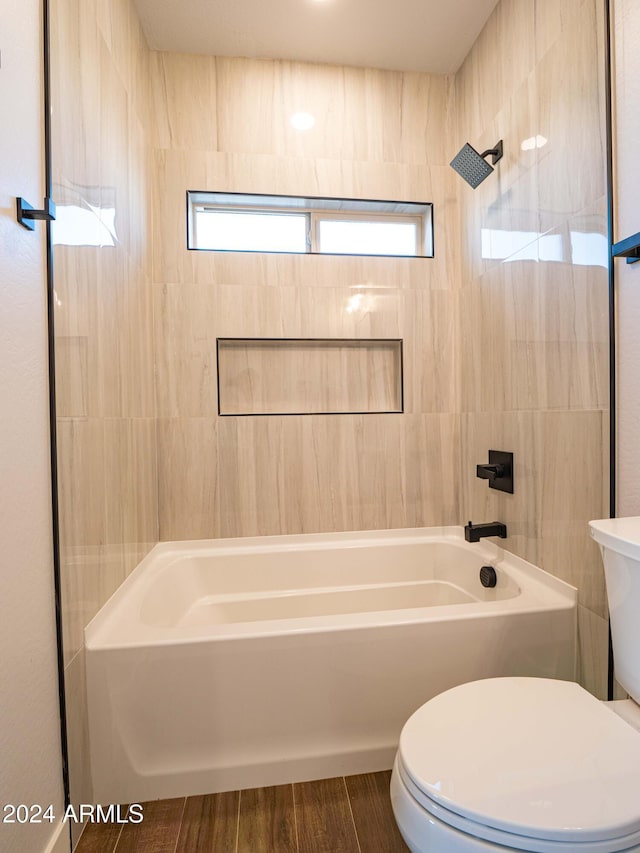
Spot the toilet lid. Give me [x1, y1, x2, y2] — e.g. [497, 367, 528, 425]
[399, 677, 640, 845]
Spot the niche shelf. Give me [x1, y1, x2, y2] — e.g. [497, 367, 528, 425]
[216, 338, 404, 416]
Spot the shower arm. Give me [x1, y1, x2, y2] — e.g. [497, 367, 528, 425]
[480, 140, 504, 165]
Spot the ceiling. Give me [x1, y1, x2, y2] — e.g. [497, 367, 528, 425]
[133, 0, 500, 74]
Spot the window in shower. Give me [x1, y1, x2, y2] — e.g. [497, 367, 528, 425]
[188, 191, 433, 258]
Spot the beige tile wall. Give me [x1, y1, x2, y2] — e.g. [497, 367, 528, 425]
[149, 54, 463, 540]
[50, 0, 157, 828]
[455, 0, 610, 696]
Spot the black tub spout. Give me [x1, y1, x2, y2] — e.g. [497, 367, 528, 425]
[464, 520, 507, 542]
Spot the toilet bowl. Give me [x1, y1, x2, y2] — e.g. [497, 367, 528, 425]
[390, 518, 640, 853]
[391, 677, 640, 852]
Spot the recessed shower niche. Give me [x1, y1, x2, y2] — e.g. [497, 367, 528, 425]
[216, 338, 404, 415]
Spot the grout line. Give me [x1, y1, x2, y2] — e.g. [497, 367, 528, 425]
[342, 776, 362, 853]
[235, 789, 241, 853]
[111, 802, 132, 852]
[112, 823, 125, 852]
[292, 783, 299, 853]
[170, 797, 187, 853]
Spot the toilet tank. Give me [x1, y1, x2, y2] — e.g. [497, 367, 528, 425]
[589, 517, 640, 702]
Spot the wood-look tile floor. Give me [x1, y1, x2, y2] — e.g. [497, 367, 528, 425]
[76, 771, 409, 853]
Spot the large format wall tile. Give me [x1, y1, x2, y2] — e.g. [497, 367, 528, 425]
[539, 411, 607, 617]
[404, 289, 460, 414]
[455, 0, 536, 147]
[158, 418, 219, 540]
[149, 51, 217, 150]
[457, 0, 609, 696]
[212, 57, 454, 165]
[404, 414, 461, 527]
[536, 0, 606, 232]
[215, 414, 409, 538]
[534, 0, 586, 63]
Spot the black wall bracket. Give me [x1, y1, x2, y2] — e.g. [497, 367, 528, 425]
[612, 231, 640, 264]
[480, 139, 504, 165]
[476, 449, 514, 494]
[16, 196, 56, 231]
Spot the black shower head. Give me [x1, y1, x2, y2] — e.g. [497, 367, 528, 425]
[450, 140, 504, 188]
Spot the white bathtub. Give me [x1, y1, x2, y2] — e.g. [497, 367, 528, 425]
[85, 526, 577, 804]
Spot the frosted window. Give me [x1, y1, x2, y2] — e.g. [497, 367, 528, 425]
[188, 192, 433, 258]
[194, 210, 308, 253]
[317, 219, 418, 256]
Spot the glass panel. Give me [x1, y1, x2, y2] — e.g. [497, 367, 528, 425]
[317, 219, 418, 256]
[480, 228, 565, 263]
[570, 231, 608, 267]
[52, 204, 117, 247]
[194, 209, 308, 253]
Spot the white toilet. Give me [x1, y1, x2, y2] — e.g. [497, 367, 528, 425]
[390, 517, 640, 853]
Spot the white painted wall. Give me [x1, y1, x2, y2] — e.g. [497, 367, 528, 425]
[0, 1, 67, 852]
[613, 0, 640, 516]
